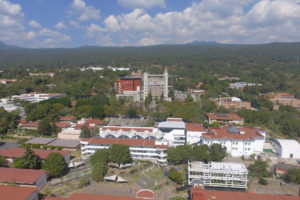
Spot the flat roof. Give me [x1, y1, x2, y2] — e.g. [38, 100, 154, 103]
[26, 137, 56, 145]
[189, 161, 247, 174]
[158, 121, 185, 129]
[0, 167, 48, 184]
[48, 139, 80, 148]
[0, 185, 38, 200]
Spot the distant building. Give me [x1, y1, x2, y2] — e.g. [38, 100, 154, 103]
[272, 139, 300, 159]
[275, 162, 300, 177]
[0, 185, 38, 200]
[266, 92, 300, 109]
[29, 72, 54, 77]
[216, 97, 251, 110]
[202, 126, 265, 157]
[0, 168, 48, 190]
[12, 92, 66, 103]
[229, 82, 261, 90]
[26, 137, 80, 151]
[188, 161, 248, 189]
[0, 79, 17, 84]
[0, 98, 22, 112]
[218, 76, 240, 81]
[143, 69, 168, 100]
[206, 113, 244, 125]
[80, 138, 168, 165]
[115, 76, 142, 101]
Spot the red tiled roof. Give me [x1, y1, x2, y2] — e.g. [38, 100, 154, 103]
[206, 113, 242, 120]
[0, 148, 70, 159]
[102, 126, 153, 133]
[202, 126, 264, 140]
[0, 167, 48, 185]
[59, 116, 76, 121]
[190, 187, 300, 200]
[186, 123, 205, 132]
[19, 120, 39, 127]
[83, 138, 157, 147]
[0, 185, 38, 200]
[55, 122, 71, 128]
[86, 119, 103, 125]
[155, 145, 168, 149]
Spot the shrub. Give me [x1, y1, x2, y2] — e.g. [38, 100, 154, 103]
[56, 146, 62, 150]
[42, 144, 47, 150]
[168, 168, 184, 185]
[130, 168, 138, 174]
[77, 176, 89, 189]
[42, 152, 66, 177]
[259, 177, 268, 185]
[32, 144, 40, 149]
[22, 144, 30, 149]
[49, 145, 55, 150]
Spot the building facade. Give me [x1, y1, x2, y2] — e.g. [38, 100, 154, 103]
[201, 126, 265, 157]
[80, 138, 168, 164]
[207, 113, 244, 125]
[188, 161, 248, 189]
[143, 69, 168, 100]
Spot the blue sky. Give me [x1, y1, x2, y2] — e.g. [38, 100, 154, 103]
[1, 0, 300, 48]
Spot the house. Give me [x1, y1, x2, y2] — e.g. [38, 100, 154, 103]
[272, 139, 300, 159]
[206, 113, 244, 125]
[201, 126, 265, 157]
[188, 161, 248, 189]
[190, 185, 300, 200]
[0, 185, 38, 200]
[266, 92, 300, 109]
[58, 116, 76, 123]
[0, 168, 48, 190]
[19, 120, 39, 130]
[216, 97, 252, 110]
[80, 138, 168, 165]
[186, 123, 206, 145]
[0, 148, 71, 163]
[275, 162, 300, 177]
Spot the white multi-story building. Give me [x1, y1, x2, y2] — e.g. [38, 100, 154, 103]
[186, 123, 206, 145]
[157, 118, 186, 146]
[100, 118, 205, 147]
[201, 126, 265, 157]
[80, 138, 168, 164]
[188, 161, 248, 189]
[143, 69, 168, 100]
[12, 93, 66, 103]
[272, 139, 300, 159]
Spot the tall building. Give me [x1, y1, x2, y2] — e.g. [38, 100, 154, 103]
[143, 69, 168, 100]
[114, 77, 142, 101]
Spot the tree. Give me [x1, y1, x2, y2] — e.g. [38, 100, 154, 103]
[169, 197, 185, 200]
[21, 147, 42, 169]
[191, 145, 210, 162]
[38, 118, 52, 136]
[145, 91, 152, 105]
[284, 169, 300, 184]
[185, 94, 194, 103]
[209, 143, 226, 161]
[167, 145, 192, 164]
[259, 177, 268, 185]
[51, 122, 58, 135]
[248, 161, 271, 178]
[110, 144, 132, 165]
[0, 155, 6, 167]
[90, 149, 110, 166]
[43, 152, 66, 177]
[168, 89, 175, 100]
[91, 161, 107, 182]
[13, 158, 24, 168]
[90, 105, 105, 119]
[126, 108, 137, 118]
[168, 168, 184, 185]
[80, 125, 91, 138]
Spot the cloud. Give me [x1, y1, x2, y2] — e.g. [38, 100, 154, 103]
[28, 20, 41, 28]
[85, 23, 114, 46]
[98, 0, 300, 45]
[56, 21, 66, 30]
[69, 0, 100, 22]
[118, 0, 166, 9]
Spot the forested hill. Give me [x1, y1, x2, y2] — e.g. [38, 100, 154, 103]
[0, 42, 300, 69]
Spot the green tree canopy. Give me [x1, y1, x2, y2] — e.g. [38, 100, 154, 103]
[21, 147, 42, 169]
[42, 152, 66, 177]
[38, 118, 52, 136]
[209, 143, 227, 161]
[91, 161, 108, 182]
[0, 155, 6, 167]
[90, 149, 110, 166]
[80, 125, 91, 138]
[110, 144, 132, 165]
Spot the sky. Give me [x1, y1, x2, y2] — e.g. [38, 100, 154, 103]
[1, 0, 300, 48]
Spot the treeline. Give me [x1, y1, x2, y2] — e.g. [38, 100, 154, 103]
[167, 144, 226, 164]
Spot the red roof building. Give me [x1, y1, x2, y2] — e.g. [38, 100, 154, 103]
[115, 77, 142, 94]
[0, 148, 71, 162]
[0, 185, 38, 200]
[190, 186, 300, 200]
[206, 113, 244, 125]
[0, 167, 48, 190]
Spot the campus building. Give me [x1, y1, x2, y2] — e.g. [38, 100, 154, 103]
[80, 138, 168, 164]
[143, 69, 168, 100]
[272, 139, 300, 159]
[12, 92, 66, 103]
[266, 92, 300, 109]
[216, 97, 251, 110]
[0, 185, 39, 200]
[201, 126, 265, 157]
[188, 161, 248, 189]
[115, 77, 142, 101]
[206, 113, 244, 125]
[157, 118, 186, 146]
